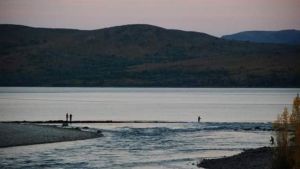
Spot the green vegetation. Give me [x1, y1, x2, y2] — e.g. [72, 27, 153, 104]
[0, 24, 299, 87]
[273, 94, 300, 169]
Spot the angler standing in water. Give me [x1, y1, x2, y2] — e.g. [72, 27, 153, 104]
[198, 116, 201, 123]
[270, 136, 274, 145]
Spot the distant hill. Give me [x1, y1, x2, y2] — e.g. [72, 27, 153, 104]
[222, 30, 300, 45]
[0, 24, 300, 87]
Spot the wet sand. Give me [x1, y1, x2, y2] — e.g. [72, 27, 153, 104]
[198, 147, 272, 169]
[0, 123, 102, 148]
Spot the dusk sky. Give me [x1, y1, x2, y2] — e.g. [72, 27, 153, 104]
[0, 0, 299, 36]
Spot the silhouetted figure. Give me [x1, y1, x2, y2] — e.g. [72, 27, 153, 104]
[70, 114, 72, 124]
[198, 116, 201, 123]
[66, 113, 69, 122]
[62, 113, 69, 127]
[270, 136, 274, 145]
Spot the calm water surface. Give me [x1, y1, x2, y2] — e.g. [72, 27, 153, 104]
[0, 87, 299, 122]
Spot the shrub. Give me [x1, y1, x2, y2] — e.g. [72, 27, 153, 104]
[273, 94, 300, 169]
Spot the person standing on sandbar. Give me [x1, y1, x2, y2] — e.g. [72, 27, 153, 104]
[70, 114, 72, 124]
[66, 113, 69, 123]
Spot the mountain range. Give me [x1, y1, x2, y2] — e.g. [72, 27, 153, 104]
[0, 24, 299, 87]
[222, 30, 300, 45]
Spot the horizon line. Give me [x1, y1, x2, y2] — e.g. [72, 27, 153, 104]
[1, 23, 299, 37]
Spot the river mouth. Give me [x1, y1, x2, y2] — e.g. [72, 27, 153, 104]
[0, 122, 271, 169]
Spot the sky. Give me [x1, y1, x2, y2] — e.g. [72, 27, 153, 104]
[0, 0, 299, 36]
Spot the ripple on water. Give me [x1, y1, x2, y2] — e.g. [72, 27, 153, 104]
[0, 122, 272, 169]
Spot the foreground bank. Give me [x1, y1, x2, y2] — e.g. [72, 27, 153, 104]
[0, 123, 102, 147]
[198, 147, 272, 169]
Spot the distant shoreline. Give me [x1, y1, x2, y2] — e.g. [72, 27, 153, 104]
[0, 86, 299, 89]
[0, 120, 273, 124]
[0, 120, 189, 124]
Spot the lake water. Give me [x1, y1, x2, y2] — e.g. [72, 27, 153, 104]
[0, 87, 299, 122]
[0, 88, 299, 169]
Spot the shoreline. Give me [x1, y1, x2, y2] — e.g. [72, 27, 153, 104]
[0, 120, 189, 124]
[197, 147, 273, 169]
[0, 120, 272, 123]
[0, 123, 103, 148]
